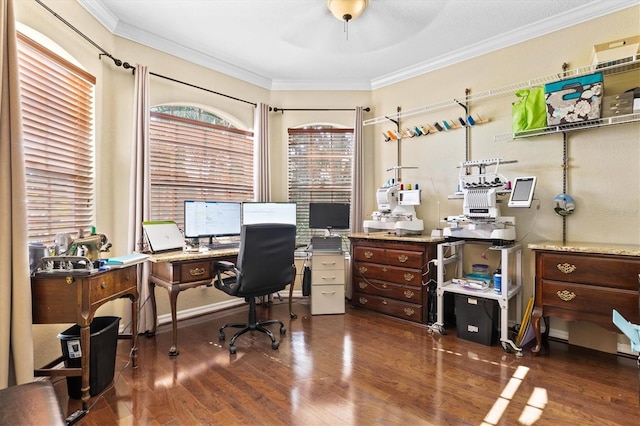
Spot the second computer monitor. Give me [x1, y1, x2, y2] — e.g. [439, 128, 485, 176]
[242, 202, 297, 225]
[183, 200, 242, 239]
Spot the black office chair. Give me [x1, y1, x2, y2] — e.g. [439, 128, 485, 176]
[214, 223, 297, 354]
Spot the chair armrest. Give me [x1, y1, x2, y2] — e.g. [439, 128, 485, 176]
[215, 260, 236, 271]
[214, 260, 241, 295]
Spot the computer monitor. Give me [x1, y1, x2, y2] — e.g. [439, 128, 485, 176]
[309, 202, 350, 231]
[242, 202, 297, 225]
[183, 200, 242, 242]
[508, 176, 537, 208]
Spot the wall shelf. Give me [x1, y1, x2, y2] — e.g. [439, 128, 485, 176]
[364, 55, 640, 127]
[494, 112, 640, 142]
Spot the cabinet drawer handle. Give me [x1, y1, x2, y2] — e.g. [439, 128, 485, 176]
[358, 266, 368, 274]
[382, 300, 387, 305]
[381, 283, 387, 289]
[189, 267, 205, 276]
[358, 282, 367, 289]
[557, 263, 576, 274]
[101, 281, 106, 289]
[359, 297, 368, 305]
[321, 291, 336, 295]
[404, 273, 414, 282]
[321, 261, 336, 266]
[322, 276, 336, 280]
[556, 290, 576, 301]
[404, 308, 415, 317]
[404, 290, 414, 299]
[398, 254, 408, 263]
[364, 250, 373, 259]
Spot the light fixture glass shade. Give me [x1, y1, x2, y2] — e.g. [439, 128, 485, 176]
[327, 0, 369, 21]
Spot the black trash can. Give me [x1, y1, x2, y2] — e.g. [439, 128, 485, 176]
[58, 316, 120, 399]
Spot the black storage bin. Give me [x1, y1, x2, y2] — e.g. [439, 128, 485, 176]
[455, 294, 498, 346]
[58, 316, 120, 399]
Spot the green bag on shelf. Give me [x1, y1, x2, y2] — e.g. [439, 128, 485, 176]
[512, 87, 547, 133]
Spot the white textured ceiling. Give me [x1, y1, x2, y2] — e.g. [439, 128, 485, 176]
[76, 0, 636, 90]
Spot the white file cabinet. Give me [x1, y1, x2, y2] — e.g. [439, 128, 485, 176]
[311, 252, 346, 315]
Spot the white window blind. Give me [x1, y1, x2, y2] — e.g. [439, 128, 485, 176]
[288, 127, 353, 244]
[149, 111, 254, 228]
[17, 32, 96, 243]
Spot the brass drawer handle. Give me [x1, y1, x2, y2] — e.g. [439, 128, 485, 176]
[364, 250, 373, 259]
[404, 273, 414, 282]
[101, 282, 106, 289]
[189, 267, 205, 276]
[398, 254, 408, 263]
[358, 282, 367, 289]
[381, 283, 387, 289]
[359, 297, 368, 305]
[358, 266, 368, 274]
[382, 300, 387, 305]
[404, 308, 415, 316]
[556, 290, 576, 301]
[557, 263, 576, 274]
[404, 290, 414, 299]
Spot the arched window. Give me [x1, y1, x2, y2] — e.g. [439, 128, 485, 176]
[288, 125, 353, 246]
[149, 106, 254, 229]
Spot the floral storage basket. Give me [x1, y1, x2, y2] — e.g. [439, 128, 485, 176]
[544, 72, 603, 125]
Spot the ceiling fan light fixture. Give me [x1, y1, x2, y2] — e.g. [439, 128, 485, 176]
[327, 0, 368, 22]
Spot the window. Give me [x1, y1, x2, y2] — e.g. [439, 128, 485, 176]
[149, 106, 254, 229]
[17, 32, 96, 244]
[288, 126, 353, 245]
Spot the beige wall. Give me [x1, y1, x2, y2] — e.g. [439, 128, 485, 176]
[18, 1, 639, 364]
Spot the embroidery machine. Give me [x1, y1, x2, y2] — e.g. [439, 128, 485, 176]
[443, 159, 519, 245]
[363, 167, 424, 236]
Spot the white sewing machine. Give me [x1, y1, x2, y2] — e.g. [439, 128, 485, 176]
[363, 184, 424, 235]
[443, 159, 517, 245]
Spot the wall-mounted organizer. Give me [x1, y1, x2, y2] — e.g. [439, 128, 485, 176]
[381, 114, 488, 142]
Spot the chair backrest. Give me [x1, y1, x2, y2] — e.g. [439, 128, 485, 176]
[235, 223, 297, 298]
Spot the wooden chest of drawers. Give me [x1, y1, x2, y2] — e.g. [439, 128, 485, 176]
[349, 236, 438, 324]
[530, 246, 640, 355]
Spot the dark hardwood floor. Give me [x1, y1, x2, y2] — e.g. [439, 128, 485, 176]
[53, 298, 640, 425]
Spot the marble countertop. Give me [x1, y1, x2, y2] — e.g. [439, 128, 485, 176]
[147, 247, 238, 263]
[348, 232, 445, 244]
[527, 241, 640, 257]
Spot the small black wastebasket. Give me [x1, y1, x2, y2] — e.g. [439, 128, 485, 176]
[58, 316, 120, 399]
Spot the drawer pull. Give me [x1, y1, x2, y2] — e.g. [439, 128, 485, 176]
[322, 276, 336, 280]
[359, 297, 368, 305]
[404, 308, 415, 317]
[364, 250, 373, 259]
[557, 263, 576, 274]
[382, 283, 387, 289]
[556, 290, 576, 302]
[358, 282, 367, 289]
[397, 254, 408, 263]
[66, 276, 74, 285]
[358, 266, 368, 274]
[321, 291, 336, 295]
[101, 282, 106, 289]
[321, 261, 336, 266]
[404, 290, 414, 299]
[382, 300, 387, 305]
[403, 273, 414, 282]
[189, 267, 206, 276]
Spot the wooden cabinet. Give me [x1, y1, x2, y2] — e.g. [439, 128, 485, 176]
[529, 243, 640, 355]
[311, 252, 346, 315]
[349, 235, 440, 324]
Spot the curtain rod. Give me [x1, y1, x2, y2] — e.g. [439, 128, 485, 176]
[271, 107, 370, 113]
[150, 72, 256, 106]
[36, 0, 256, 106]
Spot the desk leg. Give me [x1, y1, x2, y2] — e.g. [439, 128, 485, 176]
[289, 264, 297, 319]
[168, 284, 180, 356]
[80, 323, 90, 410]
[148, 279, 158, 336]
[131, 294, 138, 368]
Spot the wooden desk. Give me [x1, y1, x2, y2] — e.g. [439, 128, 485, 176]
[148, 249, 297, 356]
[528, 242, 640, 355]
[31, 265, 139, 409]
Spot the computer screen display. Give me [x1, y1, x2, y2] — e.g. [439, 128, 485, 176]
[183, 200, 242, 238]
[508, 176, 537, 208]
[309, 203, 350, 230]
[242, 202, 297, 225]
